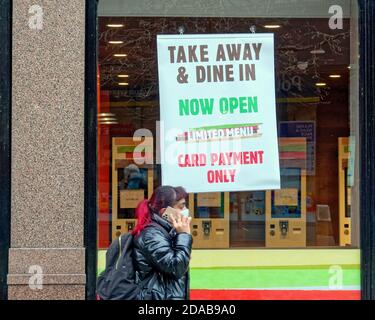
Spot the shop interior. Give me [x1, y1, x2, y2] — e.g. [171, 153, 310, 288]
[97, 15, 355, 250]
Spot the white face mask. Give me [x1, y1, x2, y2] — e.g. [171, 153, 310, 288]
[180, 208, 190, 217]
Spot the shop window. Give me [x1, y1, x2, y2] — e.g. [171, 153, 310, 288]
[96, 1, 360, 258]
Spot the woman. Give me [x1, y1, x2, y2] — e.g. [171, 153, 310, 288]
[132, 185, 192, 300]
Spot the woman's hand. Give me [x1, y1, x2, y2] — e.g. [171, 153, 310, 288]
[170, 213, 191, 234]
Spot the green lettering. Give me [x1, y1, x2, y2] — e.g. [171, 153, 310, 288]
[239, 96, 247, 113]
[179, 99, 190, 116]
[190, 99, 199, 115]
[229, 97, 238, 113]
[199, 98, 214, 115]
[248, 96, 258, 112]
[219, 98, 229, 114]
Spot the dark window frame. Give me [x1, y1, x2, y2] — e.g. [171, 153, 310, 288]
[358, 0, 375, 300]
[77, 0, 375, 301]
[85, 0, 99, 300]
[0, 0, 12, 301]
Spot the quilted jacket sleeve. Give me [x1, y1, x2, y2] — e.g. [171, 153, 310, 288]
[141, 227, 192, 279]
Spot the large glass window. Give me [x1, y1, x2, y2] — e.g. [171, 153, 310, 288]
[97, 0, 360, 254]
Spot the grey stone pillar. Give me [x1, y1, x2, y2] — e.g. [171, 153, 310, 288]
[8, 0, 86, 300]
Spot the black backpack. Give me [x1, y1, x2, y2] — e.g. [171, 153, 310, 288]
[96, 222, 170, 300]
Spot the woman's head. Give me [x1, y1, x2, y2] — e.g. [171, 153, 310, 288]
[174, 186, 188, 210]
[132, 185, 187, 235]
[148, 185, 177, 214]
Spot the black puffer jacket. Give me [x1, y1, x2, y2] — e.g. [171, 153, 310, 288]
[133, 212, 193, 300]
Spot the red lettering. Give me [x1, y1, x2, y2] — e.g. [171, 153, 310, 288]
[216, 170, 223, 182]
[219, 153, 225, 166]
[184, 154, 191, 167]
[208, 150, 264, 167]
[243, 152, 250, 164]
[250, 151, 258, 164]
[233, 152, 242, 164]
[178, 154, 185, 167]
[200, 154, 207, 166]
[207, 170, 214, 183]
[229, 169, 236, 182]
[192, 154, 198, 166]
[210, 153, 218, 165]
[178, 154, 206, 167]
[258, 150, 264, 163]
[207, 170, 236, 183]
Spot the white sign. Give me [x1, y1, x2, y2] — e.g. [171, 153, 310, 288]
[157, 33, 280, 193]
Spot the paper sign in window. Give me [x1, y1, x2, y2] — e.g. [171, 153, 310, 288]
[274, 188, 298, 206]
[197, 192, 221, 207]
[120, 190, 145, 208]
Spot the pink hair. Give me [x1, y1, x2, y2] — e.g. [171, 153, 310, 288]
[132, 199, 152, 236]
[132, 186, 178, 236]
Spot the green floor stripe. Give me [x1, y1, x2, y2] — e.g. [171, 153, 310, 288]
[189, 267, 360, 289]
[190, 265, 360, 270]
[98, 251, 106, 276]
[97, 251, 360, 290]
[97, 263, 359, 289]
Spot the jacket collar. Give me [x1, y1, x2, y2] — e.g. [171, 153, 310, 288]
[151, 212, 173, 233]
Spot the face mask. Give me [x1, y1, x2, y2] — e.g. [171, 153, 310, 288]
[180, 208, 190, 218]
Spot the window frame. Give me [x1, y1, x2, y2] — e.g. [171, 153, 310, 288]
[85, 0, 99, 300]
[358, 0, 375, 300]
[0, 0, 12, 301]
[87, 0, 375, 300]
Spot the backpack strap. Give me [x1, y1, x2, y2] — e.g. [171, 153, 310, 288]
[114, 235, 122, 270]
